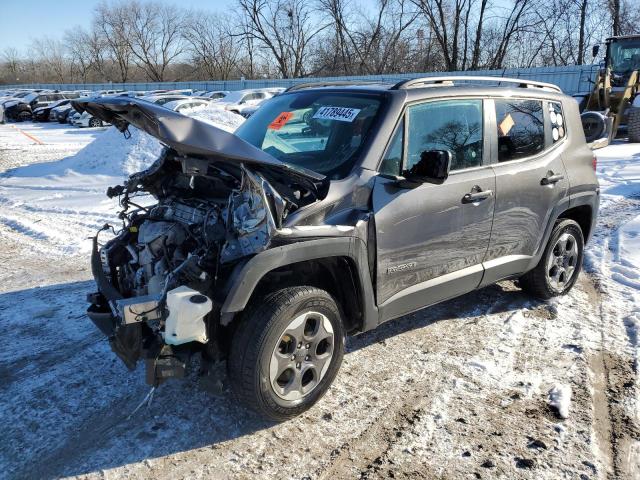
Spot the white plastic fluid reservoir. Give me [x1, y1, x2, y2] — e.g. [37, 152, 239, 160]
[164, 286, 212, 345]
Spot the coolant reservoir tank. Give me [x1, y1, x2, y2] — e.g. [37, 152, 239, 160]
[164, 286, 211, 345]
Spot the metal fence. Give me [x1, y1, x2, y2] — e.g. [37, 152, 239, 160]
[2, 64, 598, 96]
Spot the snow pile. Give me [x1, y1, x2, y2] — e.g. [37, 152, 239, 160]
[7, 127, 163, 179]
[0, 107, 245, 255]
[548, 384, 572, 419]
[610, 216, 640, 290]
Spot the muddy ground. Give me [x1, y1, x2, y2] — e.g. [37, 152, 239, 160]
[0, 124, 638, 480]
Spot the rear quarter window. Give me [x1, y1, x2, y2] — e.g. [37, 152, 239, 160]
[548, 101, 566, 143]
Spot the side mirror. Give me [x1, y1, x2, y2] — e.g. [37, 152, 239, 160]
[399, 150, 452, 187]
[592, 45, 600, 58]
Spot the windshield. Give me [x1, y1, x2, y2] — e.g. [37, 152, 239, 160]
[609, 39, 640, 73]
[23, 92, 38, 102]
[235, 91, 384, 179]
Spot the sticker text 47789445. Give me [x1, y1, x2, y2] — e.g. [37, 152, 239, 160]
[312, 106, 361, 122]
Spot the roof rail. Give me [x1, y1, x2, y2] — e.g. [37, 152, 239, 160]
[284, 80, 380, 92]
[391, 76, 562, 93]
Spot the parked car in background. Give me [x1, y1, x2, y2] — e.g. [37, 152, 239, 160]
[263, 87, 286, 97]
[70, 110, 109, 128]
[215, 89, 275, 116]
[109, 91, 146, 98]
[33, 99, 71, 122]
[238, 104, 259, 118]
[94, 89, 124, 96]
[52, 104, 75, 123]
[139, 94, 191, 106]
[2, 91, 78, 122]
[164, 89, 193, 96]
[163, 98, 213, 113]
[202, 90, 229, 100]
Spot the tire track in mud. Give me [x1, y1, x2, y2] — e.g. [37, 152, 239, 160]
[314, 293, 524, 480]
[583, 192, 640, 480]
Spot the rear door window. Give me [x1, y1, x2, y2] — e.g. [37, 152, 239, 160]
[494, 99, 544, 162]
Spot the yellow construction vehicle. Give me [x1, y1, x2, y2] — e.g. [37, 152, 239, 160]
[580, 35, 640, 148]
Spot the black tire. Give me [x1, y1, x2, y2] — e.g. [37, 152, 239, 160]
[520, 219, 584, 300]
[89, 118, 102, 128]
[16, 111, 31, 123]
[581, 111, 605, 143]
[629, 106, 640, 143]
[228, 286, 345, 421]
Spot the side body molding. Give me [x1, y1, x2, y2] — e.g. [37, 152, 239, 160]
[220, 237, 379, 331]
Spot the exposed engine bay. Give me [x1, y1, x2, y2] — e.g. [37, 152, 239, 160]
[88, 148, 322, 385]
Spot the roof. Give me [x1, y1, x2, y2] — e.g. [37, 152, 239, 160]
[606, 35, 640, 42]
[279, 76, 566, 102]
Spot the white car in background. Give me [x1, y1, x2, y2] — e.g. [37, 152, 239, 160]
[215, 89, 278, 116]
[202, 90, 229, 100]
[70, 110, 109, 128]
[163, 98, 214, 114]
[139, 94, 191, 106]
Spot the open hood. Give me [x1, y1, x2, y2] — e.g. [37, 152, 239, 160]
[72, 97, 327, 196]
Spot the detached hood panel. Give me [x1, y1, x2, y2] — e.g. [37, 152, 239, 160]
[72, 97, 327, 193]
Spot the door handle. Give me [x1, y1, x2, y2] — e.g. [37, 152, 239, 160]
[462, 189, 493, 203]
[541, 173, 564, 185]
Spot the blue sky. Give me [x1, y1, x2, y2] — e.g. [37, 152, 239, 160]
[0, 0, 236, 53]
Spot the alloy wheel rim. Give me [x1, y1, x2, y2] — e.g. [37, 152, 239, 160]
[546, 232, 579, 292]
[269, 311, 334, 401]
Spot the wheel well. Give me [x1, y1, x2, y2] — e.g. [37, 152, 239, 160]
[558, 205, 592, 241]
[234, 257, 364, 334]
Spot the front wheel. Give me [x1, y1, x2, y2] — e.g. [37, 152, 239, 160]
[89, 117, 102, 128]
[520, 219, 584, 299]
[228, 286, 345, 421]
[17, 111, 31, 122]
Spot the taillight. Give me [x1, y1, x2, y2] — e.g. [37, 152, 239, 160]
[592, 154, 597, 171]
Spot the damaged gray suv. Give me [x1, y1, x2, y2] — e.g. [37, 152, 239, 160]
[78, 76, 599, 420]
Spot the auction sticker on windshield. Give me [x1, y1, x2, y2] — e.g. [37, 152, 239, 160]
[313, 106, 361, 122]
[268, 112, 294, 130]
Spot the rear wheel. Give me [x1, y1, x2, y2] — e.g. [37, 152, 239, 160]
[629, 106, 640, 143]
[89, 117, 102, 128]
[228, 286, 345, 421]
[520, 219, 584, 299]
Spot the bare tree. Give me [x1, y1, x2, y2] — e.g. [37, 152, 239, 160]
[2, 48, 21, 81]
[184, 12, 243, 80]
[121, 1, 187, 81]
[608, 0, 621, 36]
[64, 28, 95, 82]
[239, 0, 328, 78]
[94, 2, 132, 82]
[316, 0, 420, 75]
[30, 38, 70, 82]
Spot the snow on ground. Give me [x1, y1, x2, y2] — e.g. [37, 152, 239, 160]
[0, 107, 244, 256]
[1, 120, 639, 479]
